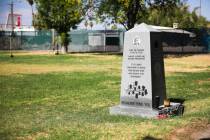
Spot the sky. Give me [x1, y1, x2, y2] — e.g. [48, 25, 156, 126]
[0, 0, 210, 29]
[188, 0, 210, 19]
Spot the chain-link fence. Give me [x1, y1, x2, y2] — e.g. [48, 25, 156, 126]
[0, 29, 124, 52]
[0, 30, 52, 50]
[0, 28, 209, 53]
[68, 30, 124, 52]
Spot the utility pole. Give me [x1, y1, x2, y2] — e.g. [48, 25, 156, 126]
[9, 0, 14, 57]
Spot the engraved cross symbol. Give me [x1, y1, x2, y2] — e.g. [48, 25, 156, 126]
[133, 37, 141, 46]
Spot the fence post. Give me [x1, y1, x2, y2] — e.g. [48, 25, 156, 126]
[20, 31, 22, 49]
[103, 32, 106, 52]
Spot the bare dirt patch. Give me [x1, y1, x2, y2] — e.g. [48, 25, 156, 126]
[166, 120, 210, 140]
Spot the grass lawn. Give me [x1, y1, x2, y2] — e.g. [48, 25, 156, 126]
[0, 51, 210, 140]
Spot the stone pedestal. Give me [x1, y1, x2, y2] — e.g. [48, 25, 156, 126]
[110, 105, 158, 118]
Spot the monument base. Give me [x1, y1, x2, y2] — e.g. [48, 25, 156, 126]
[110, 105, 158, 118]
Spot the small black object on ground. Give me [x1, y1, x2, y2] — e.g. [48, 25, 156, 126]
[156, 99, 185, 119]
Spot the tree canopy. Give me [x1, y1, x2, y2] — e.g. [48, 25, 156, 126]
[33, 0, 208, 44]
[97, 0, 208, 30]
[97, 0, 182, 30]
[34, 0, 82, 51]
[97, 0, 146, 30]
[145, 1, 208, 28]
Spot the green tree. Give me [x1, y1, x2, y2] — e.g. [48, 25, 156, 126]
[145, 1, 179, 26]
[97, 0, 146, 30]
[33, 13, 48, 30]
[97, 0, 180, 30]
[146, 2, 208, 28]
[34, 0, 82, 52]
[111, 24, 118, 30]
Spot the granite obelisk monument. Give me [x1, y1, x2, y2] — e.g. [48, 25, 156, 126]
[110, 23, 166, 118]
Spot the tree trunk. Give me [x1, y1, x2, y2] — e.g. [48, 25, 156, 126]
[126, 0, 140, 30]
[64, 45, 68, 53]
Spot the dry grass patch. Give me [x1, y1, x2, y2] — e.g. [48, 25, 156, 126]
[0, 52, 122, 75]
[17, 132, 49, 140]
[0, 50, 52, 56]
[164, 54, 210, 73]
[1, 52, 209, 75]
[195, 78, 210, 84]
[0, 63, 120, 75]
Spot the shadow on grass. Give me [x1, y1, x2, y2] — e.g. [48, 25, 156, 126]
[69, 52, 123, 56]
[142, 136, 162, 140]
[169, 98, 185, 104]
[0, 131, 13, 140]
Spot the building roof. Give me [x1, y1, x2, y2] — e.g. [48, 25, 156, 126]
[131, 23, 196, 37]
[150, 25, 193, 35]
